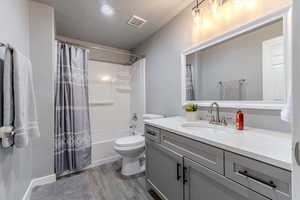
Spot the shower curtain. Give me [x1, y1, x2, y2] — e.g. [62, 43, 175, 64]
[186, 64, 195, 101]
[54, 42, 91, 174]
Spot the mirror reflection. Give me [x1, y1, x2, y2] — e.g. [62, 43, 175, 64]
[185, 19, 285, 102]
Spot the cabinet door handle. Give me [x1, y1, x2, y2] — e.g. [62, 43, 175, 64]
[238, 170, 277, 189]
[183, 167, 188, 184]
[177, 163, 181, 180]
[295, 142, 300, 166]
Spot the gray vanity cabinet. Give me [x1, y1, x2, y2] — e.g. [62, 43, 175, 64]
[145, 125, 291, 200]
[183, 157, 270, 200]
[145, 140, 183, 200]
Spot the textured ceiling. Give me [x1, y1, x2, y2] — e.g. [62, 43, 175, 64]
[33, 0, 193, 50]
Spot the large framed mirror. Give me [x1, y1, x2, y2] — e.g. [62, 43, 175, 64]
[181, 7, 292, 110]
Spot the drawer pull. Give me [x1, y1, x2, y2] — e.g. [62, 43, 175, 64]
[177, 163, 181, 181]
[238, 170, 277, 189]
[146, 131, 156, 136]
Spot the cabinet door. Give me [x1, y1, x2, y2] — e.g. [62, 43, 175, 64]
[146, 140, 183, 200]
[184, 158, 270, 200]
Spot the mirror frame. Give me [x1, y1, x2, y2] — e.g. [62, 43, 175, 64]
[181, 6, 292, 110]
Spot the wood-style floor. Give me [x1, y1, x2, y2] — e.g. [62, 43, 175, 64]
[31, 162, 158, 200]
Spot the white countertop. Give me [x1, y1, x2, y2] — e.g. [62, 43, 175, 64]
[145, 116, 292, 171]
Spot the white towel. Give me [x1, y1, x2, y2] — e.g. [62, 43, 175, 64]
[0, 46, 14, 148]
[221, 80, 241, 100]
[13, 49, 40, 148]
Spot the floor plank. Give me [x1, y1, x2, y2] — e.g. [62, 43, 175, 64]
[31, 162, 156, 200]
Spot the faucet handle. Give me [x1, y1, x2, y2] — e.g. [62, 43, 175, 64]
[221, 116, 228, 126]
[209, 115, 215, 123]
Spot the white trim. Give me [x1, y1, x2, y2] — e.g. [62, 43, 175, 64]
[22, 174, 56, 200]
[181, 6, 292, 110]
[86, 155, 121, 169]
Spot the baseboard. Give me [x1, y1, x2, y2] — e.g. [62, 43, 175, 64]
[22, 174, 56, 200]
[22, 180, 34, 200]
[31, 174, 56, 188]
[87, 155, 121, 169]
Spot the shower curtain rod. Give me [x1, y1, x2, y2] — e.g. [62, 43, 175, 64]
[56, 39, 143, 59]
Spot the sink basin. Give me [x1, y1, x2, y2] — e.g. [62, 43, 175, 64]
[182, 121, 235, 134]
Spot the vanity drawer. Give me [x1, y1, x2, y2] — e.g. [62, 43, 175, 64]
[225, 152, 291, 200]
[161, 130, 224, 174]
[145, 125, 161, 143]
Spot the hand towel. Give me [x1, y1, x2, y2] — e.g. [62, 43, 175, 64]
[221, 80, 241, 100]
[13, 49, 40, 148]
[0, 46, 14, 147]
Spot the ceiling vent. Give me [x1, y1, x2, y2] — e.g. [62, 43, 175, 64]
[127, 15, 147, 28]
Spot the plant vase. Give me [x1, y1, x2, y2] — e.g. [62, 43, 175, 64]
[185, 111, 199, 122]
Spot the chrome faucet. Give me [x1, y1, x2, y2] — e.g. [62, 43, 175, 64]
[208, 102, 221, 125]
[208, 102, 228, 126]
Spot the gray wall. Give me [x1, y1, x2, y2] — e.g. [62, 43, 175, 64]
[29, 1, 55, 179]
[0, 0, 32, 200]
[135, 3, 291, 132]
[188, 20, 282, 101]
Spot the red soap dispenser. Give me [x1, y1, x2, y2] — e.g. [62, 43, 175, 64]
[236, 109, 244, 130]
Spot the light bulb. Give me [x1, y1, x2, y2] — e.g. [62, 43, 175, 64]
[210, 0, 222, 15]
[245, 0, 257, 8]
[235, 0, 243, 5]
[192, 8, 201, 25]
[192, 8, 200, 17]
[195, 15, 201, 25]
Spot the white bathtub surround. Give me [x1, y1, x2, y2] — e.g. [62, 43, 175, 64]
[88, 60, 131, 164]
[145, 116, 292, 170]
[130, 59, 146, 135]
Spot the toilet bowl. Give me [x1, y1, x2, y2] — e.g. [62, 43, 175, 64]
[114, 135, 145, 176]
[114, 114, 164, 176]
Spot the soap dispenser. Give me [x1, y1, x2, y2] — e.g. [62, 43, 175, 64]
[236, 109, 244, 130]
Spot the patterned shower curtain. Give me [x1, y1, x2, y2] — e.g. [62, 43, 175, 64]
[54, 42, 91, 174]
[186, 64, 195, 101]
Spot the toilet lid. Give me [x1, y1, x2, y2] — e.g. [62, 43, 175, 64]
[115, 135, 145, 147]
[143, 114, 164, 120]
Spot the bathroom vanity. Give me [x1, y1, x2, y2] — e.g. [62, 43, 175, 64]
[145, 117, 292, 200]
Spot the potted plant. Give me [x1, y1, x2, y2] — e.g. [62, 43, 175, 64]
[184, 104, 199, 122]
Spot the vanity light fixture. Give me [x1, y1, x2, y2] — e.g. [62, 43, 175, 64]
[210, 0, 223, 15]
[192, 0, 224, 23]
[192, 0, 204, 24]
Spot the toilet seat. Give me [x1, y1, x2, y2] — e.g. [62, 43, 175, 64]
[115, 135, 145, 148]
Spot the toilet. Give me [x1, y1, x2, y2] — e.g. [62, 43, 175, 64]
[114, 114, 164, 176]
